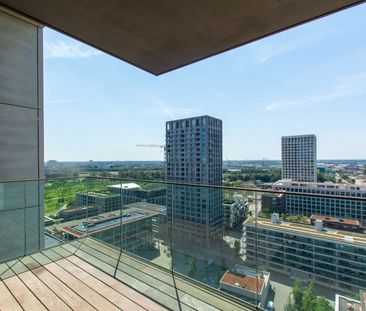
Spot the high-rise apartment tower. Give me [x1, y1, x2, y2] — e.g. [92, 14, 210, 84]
[165, 115, 223, 248]
[281, 134, 317, 182]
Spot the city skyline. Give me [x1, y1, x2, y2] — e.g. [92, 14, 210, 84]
[44, 4, 366, 161]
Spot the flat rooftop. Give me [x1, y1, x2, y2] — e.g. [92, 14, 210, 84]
[311, 215, 361, 226]
[220, 271, 264, 295]
[62, 210, 157, 237]
[125, 202, 167, 214]
[250, 218, 366, 247]
[273, 180, 366, 192]
[78, 191, 120, 198]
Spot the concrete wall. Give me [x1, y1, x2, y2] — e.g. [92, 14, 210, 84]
[0, 8, 44, 262]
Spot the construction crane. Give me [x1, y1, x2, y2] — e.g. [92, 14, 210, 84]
[136, 144, 165, 157]
[136, 144, 166, 165]
[136, 144, 165, 149]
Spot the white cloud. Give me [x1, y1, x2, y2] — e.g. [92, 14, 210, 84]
[264, 71, 366, 111]
[252, 28, 332, 63]
[44, 40, 101, 59]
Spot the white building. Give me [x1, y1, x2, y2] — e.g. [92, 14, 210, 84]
[281, 134, 317, 182]
[272, 179, 366, 223]
[244, 215, 366, 293]
[219, 265, 270, 309]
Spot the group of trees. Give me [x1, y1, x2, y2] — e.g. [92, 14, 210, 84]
[117, 169, 164, 180]
[44, 178, 114, 216]
[223, 167, 281, 184]
[284, 279, 332, 311]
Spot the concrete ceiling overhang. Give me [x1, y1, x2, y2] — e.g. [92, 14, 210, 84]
[0, 0, 364, 75]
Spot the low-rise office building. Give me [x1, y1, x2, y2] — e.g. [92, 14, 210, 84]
[219, 265, 270, 309]
[76, 190, 122, 212]
[272, 180, 366, 224]
[108, 183, 166, 206]
[62, 209, 157, 254]
[244, 215, 366, 293]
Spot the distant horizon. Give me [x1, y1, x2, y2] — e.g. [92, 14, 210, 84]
[45, 158, 366, 163]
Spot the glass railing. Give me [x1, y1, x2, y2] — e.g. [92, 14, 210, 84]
[1, 176, 366, 310]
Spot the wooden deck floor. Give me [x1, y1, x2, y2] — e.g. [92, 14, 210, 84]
[0, 255, 166, 311]
[0, 238, 254, 311]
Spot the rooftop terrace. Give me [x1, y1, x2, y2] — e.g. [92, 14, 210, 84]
[62, 210, 157, 237]
[220, 272, 264, 295]
[0, 238, 254, 310]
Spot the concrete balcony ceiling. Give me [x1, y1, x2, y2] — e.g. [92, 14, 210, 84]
[0, 0, 364, 75]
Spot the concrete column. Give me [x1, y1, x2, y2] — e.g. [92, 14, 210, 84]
[0, 7, 44, 261]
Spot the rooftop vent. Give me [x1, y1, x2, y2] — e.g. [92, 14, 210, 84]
[315, 219, 323, 231]
[271, 213, 280, 224]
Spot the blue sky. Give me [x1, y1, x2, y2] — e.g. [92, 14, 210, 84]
[44, 3, 366, 161]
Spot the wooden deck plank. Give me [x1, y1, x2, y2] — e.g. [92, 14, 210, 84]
[75, 240, 218, 311]
[31, 252, 53, 266]
[0, 281, 23, 311]
[19, 270, 72, 311]
[84, 239, 175, 287]
[68, 256, 167, 311]
[9, 260, 29, 275]
[57, 258, 146, 311]
[51, 245, 73, 258]
[44, 262, 120, 311]
[78, 240, 176, 292]
[83, 238, 120, 260]
[78, 242, 119, 267]
[141, 285, 181, 311]
[174, 277, 245, 311]
[42, 248, 63, 261]
[32, 266, 96, 311]
[0, 263, 10, 275]
[114, 270, 182, 311]
[20, 256, 41, 270]
[179, 292, 220, 311]
[117, 261, 177, 298]
[60, 242, 78, 254]
[4, 275, 47, 310]
[71, 248, 116, 275]
[0, 268, 14, 280]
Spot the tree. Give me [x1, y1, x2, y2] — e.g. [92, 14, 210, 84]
[298, 215, 309, 224]
[220, 258, 228, 271]
[315, 297, 332, 311]
[234, 240, 241, 256]
[284, 296, 296, 311]
[286, 279, 337, 311]
[292, 279, 304, 310]
[285, 279, 318, 311]
[302, 282, 317, 311]
[188, 259, 197, 278]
